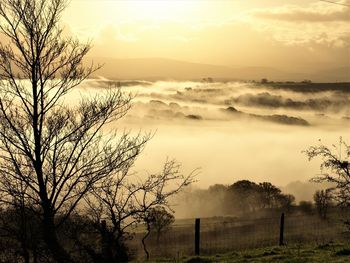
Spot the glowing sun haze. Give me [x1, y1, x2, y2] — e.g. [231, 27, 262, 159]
[64, 0, 349, 72]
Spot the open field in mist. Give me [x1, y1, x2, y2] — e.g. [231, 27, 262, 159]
[74, 80, 350, 203]
[128, 210, 349, 261]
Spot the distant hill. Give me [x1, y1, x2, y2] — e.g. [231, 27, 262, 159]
[85, 57, 349, 82]
[315, 67, 350, 83]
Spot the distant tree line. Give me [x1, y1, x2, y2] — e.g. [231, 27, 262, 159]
[176, 180, 296, 218]
[259, 78, 312, 84]
[225, 181, 295, 213]
[177, 180, 339, 221]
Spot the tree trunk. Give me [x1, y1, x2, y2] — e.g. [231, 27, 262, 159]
[19, 206, 30, 263]
[142, 223, 151, 261]
[156, 230, 160, 247]
[43, 211, 73, 263]
[33, 249, 38, 263]
[21, 245, 30, 263]
[100, 220, 113, 263]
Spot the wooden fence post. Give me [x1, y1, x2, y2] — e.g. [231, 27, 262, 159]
[279, 213, 285, 246]
[195, 218, 200, 255]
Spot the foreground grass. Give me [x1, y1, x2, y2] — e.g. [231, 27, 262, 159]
[139, 243, 350, 263]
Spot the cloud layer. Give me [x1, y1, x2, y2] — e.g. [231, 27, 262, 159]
[253, 4, 350, 22]
[64, 1, 350, 72]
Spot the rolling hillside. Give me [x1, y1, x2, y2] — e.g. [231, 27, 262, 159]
[86, 57, 350, 82]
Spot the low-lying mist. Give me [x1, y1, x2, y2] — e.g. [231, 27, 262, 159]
[76, 80, 350, 212]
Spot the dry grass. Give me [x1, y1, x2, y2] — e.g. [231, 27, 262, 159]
[128, 212, 349, 260]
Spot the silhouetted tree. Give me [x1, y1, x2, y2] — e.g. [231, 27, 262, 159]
[222, 180, 295, 214]
[140, 207, 175, 261]
[301, 79, 312, 84]
[305, 137, 349, 207]
[0, 204, 43, 263]
[314, 189, 332, 219]
[277, 194, 295, 211]
[174, 180, 295, 217]
[299, 201, 313, 214]
[259, 182, 282, 209]
[84, 160, 194, 262]
[227, 180, 261, 213]
[148, 206, 175, 245]
[0, 0, 149, 262]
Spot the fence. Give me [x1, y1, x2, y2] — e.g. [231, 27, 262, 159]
[128, 213, 348, 259]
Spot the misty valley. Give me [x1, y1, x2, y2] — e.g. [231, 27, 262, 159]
[76, 80, 350, 197]
[0, 0, 350, 262]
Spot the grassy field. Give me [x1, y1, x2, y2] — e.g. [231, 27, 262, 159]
[138, 243, 350, 263]
[129, 212, 347, 260]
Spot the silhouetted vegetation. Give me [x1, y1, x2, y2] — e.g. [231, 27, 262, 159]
[147, 206, 175, 245]
[0, 0, 193, 262]
[298, 201, 313, 214]
[305, 137, 350, 230]
[264, 82, 350, 93]
[314, 189, 333, 219]
[305, 138, 349, 207]
[231, 91, 350, 112]
[0, 0, 348, 262]
[141, 207, 174, 260]
[176, 180, 296, 218]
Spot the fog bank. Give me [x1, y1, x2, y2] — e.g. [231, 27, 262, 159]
[75, 80, 350, 199]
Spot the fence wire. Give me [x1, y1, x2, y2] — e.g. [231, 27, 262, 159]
[128, 213, 349, 259]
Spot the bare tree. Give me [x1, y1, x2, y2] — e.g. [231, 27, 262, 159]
[84, 160, 195, 262]
[0, 0, 149, 262]
[277, 194, 295, 211]
[147, 206, 175, 245]
[305, 138, 349, 207]
[314, 189, 332, 219]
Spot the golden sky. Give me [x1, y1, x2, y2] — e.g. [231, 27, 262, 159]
[64, 0, 350, 71]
